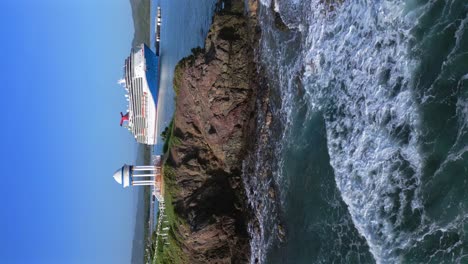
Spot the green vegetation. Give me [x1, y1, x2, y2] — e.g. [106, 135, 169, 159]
[191, 47, 205, 56]
[161, 118, 181, 154]
[172, 61, 185, 96]
[150, 45, 209, 264]
[142, 185, 153, 263]
[153, 165, 188, 264]
[149, 118, 187, 263]
[173, 47, 205, 95]
[147, 165, 188, 264]
[144, 165, 188, 263]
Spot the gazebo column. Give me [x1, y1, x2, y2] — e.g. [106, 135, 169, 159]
[133, 166, 156, 171]
[132, 173, 156, 177]
[132, 181, 155, 186]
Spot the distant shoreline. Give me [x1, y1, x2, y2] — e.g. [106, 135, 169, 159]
[129, 0, 151, 48]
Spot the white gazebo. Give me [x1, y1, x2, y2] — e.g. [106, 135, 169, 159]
[113, 164, 160, 188]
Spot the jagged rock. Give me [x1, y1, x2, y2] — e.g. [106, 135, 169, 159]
[277, 224, 286, 242]
[271, 1, 289, 32]
[166, 1, 260, 263]
[268, 186, 276, 199]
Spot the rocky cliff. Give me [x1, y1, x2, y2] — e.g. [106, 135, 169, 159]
[165, 1, 259, 263]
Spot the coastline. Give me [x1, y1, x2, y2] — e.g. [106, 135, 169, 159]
[145, 0, 468, 263]
[154, 0, 265, 262]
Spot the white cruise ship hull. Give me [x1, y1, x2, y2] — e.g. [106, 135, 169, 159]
[120, 43, 160, 145]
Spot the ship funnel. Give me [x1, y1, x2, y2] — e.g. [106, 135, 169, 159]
[120, 112, 130, 126]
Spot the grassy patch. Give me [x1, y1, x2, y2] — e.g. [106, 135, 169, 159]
[151, 165, 188, 264]
[152, 106, 187, 263]
[172, 62, 185, 96]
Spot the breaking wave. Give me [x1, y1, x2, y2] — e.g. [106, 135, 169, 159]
[249, 0, 468, 263]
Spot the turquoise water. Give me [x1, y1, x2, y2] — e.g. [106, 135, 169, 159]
[249, 0, 468, 263]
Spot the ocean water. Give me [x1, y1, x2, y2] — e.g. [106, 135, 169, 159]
[249, 0, 468, 263]
[149, 0, 218, 177]
[153, 0, 218, 150]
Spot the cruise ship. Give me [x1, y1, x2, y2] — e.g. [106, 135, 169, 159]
[119, 43, 160, 145]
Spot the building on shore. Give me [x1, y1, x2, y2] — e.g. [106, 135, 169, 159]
[113, 155, 163, 202]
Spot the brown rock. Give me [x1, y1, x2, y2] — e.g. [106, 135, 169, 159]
[268, 186, 276, 199]
[165, 1, 260, 263]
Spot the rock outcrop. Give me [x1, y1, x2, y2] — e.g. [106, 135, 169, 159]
[166, 0, 259, 263]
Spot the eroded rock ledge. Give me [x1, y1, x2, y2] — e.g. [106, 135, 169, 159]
[165, 1, 259, 263]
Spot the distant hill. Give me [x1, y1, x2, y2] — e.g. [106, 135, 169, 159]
[129, 0, 151, 48]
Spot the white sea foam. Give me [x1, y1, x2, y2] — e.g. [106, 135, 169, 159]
[251, 0, 468, 263]
[298, 1, 424, 262]
[259, 0, 271, 8]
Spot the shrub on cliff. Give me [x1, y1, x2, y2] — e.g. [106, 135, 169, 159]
[173, 47, 205, 95]
[161, 118, 182, 154]
[172, 63, 183, 96]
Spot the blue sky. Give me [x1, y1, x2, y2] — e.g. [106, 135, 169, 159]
[0, 0, 140, 263]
